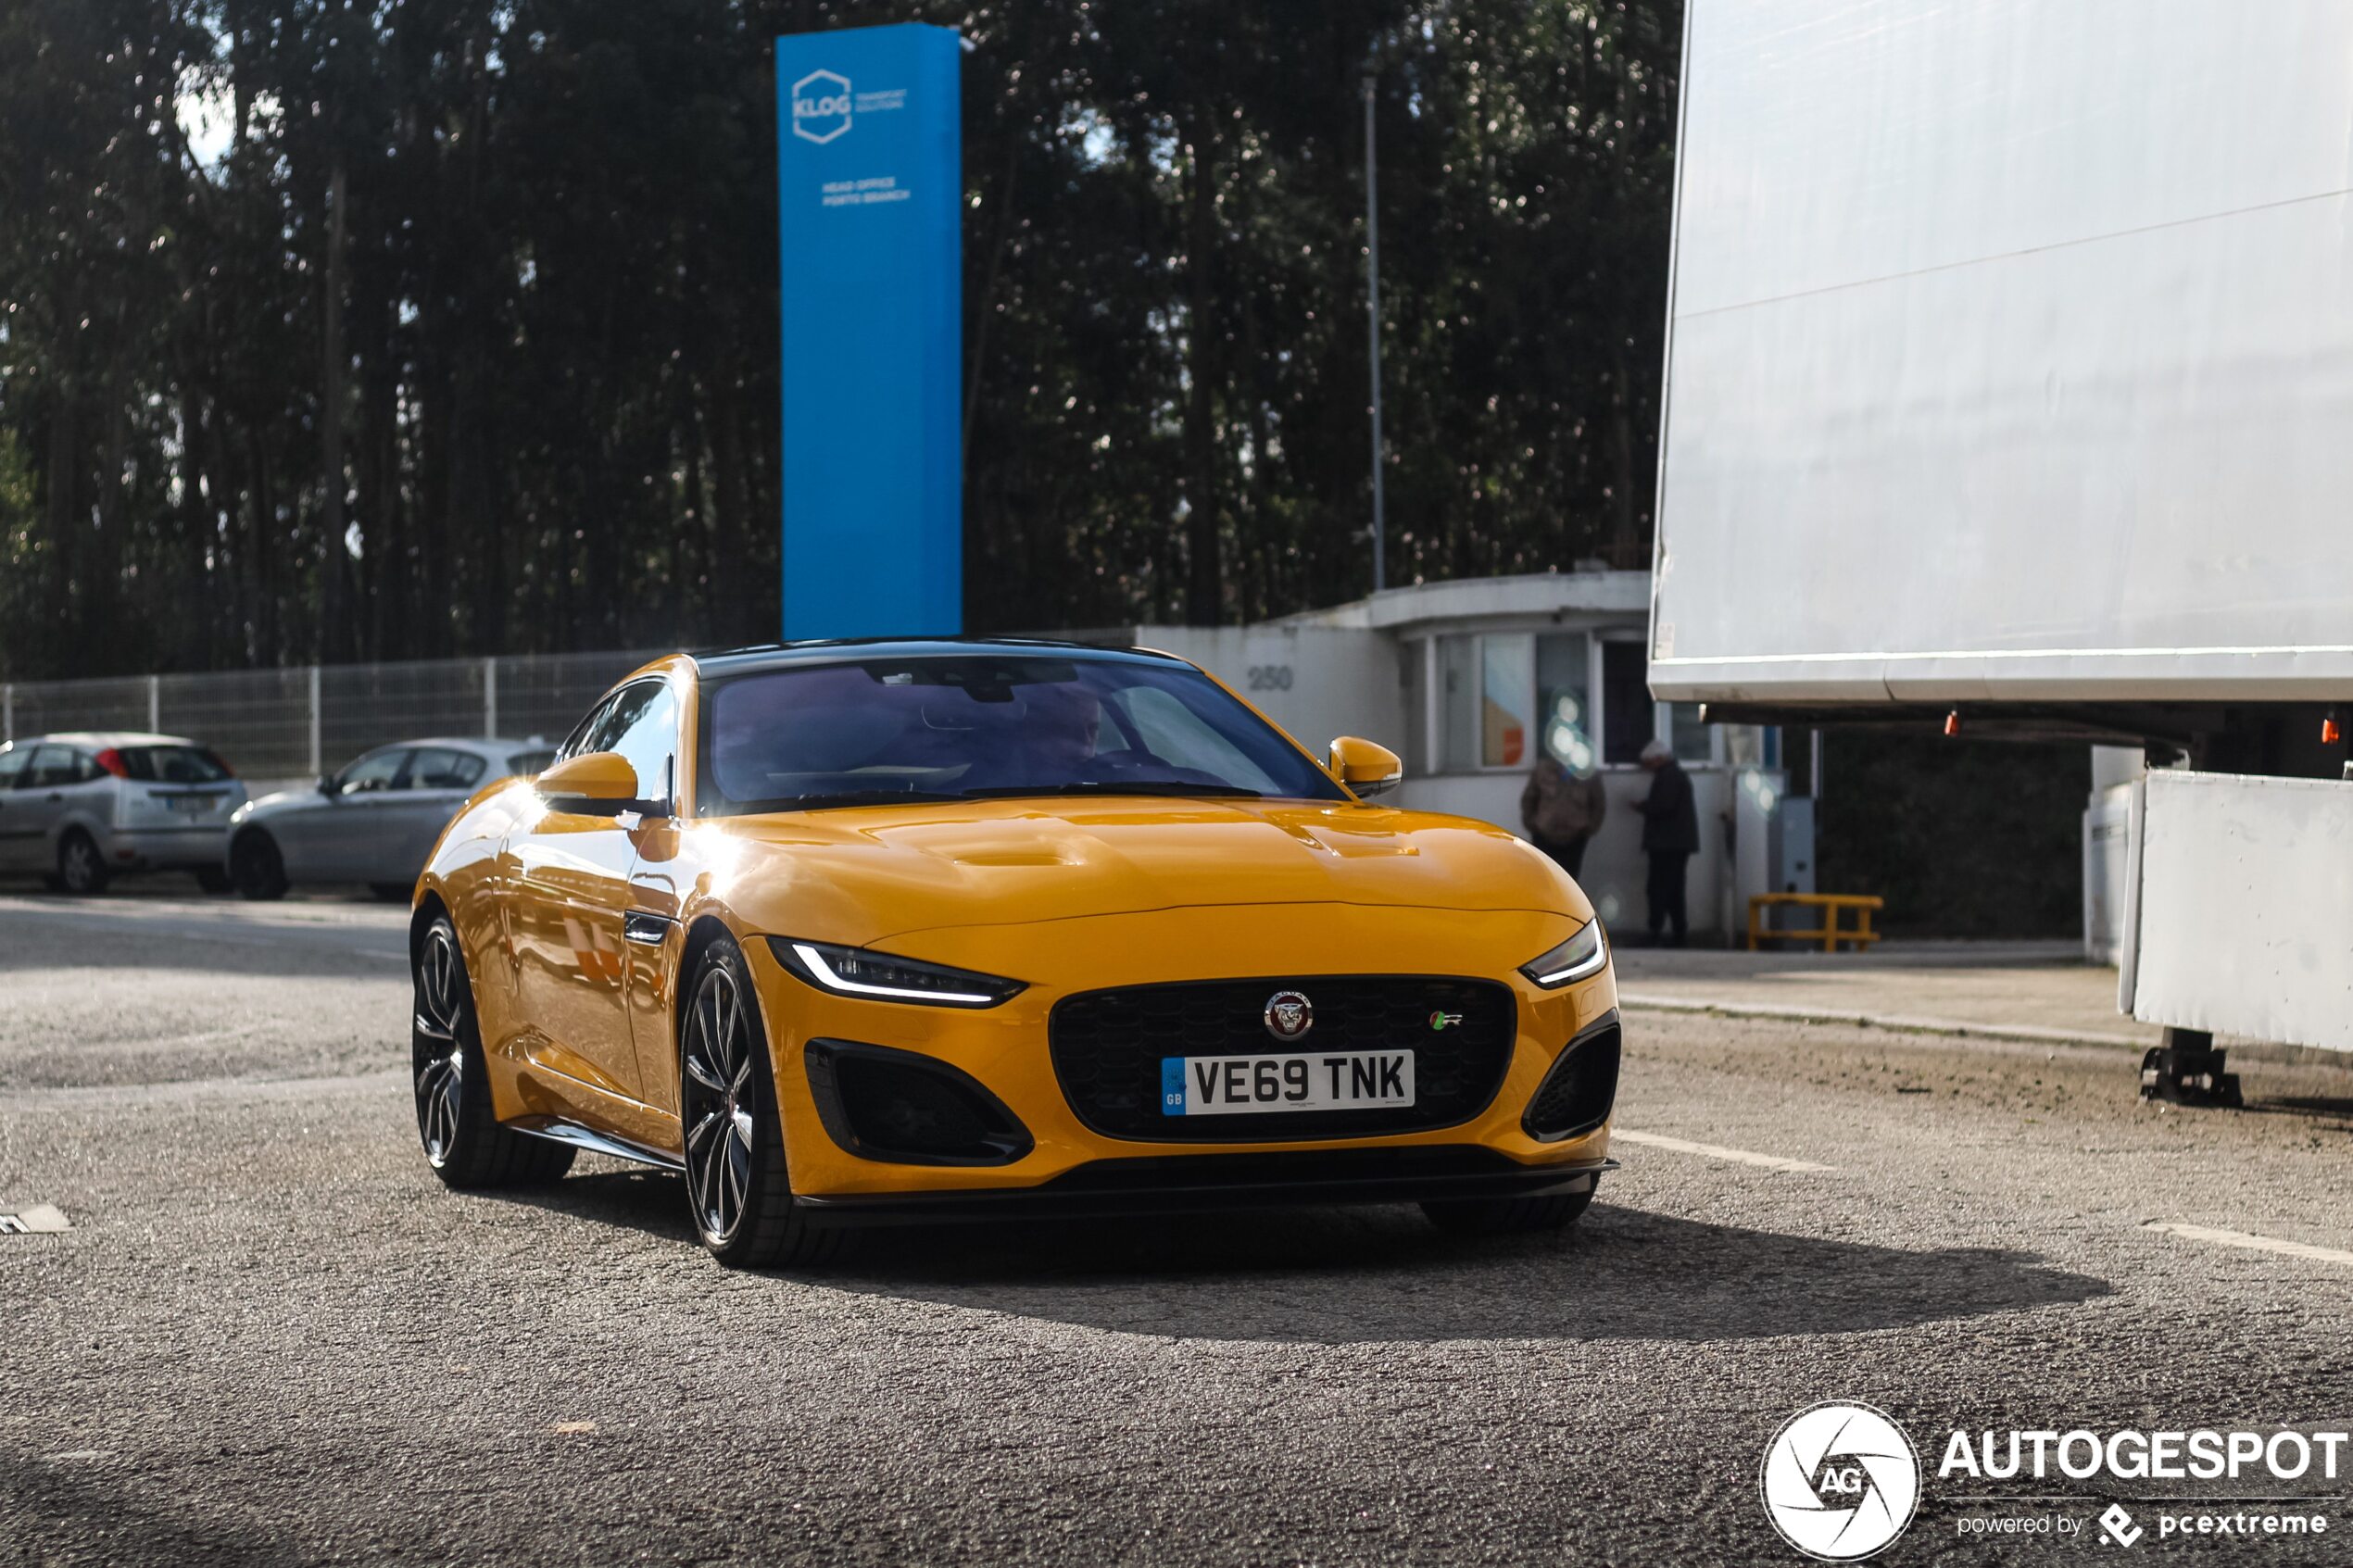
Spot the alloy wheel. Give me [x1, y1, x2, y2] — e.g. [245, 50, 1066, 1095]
[681, 964, 758, 1245]
[412, 925, 467, 1165]
[59, 834, 101, 895]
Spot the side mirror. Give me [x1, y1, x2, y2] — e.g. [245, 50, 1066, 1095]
[1327, 736, 1403, 799]
[315, 775, 335, 797]
[537, 751, 643, 816]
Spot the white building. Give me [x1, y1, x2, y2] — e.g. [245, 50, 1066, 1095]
[1091, 571, 1792, 941]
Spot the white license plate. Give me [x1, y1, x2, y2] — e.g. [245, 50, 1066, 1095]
[164, 795, 218, 814]
[1161, 1050, 1416, 1116]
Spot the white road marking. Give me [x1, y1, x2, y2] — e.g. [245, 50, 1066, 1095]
[1617, 991, 2149, 1050]
[0, 1203, 72, 1234]
[87, 1028, 253, 1053]
[1611, 1129, 1835, 1173]
[3, 1066, 407, 1112]
[2142, 1222, 2353, 1268]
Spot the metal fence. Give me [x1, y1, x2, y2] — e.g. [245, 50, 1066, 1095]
[1, 651, 663, 784]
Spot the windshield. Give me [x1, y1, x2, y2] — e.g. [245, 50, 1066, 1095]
[118, 745, 231, 784]
[698, 655, 1347, 814]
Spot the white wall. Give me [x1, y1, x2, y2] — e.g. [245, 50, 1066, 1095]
[1136, 625, 1406, 760]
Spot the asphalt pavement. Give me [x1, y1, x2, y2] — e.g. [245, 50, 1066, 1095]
[4, 892, 2350, 1566]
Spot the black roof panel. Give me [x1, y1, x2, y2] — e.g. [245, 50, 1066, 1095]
[688, 636, 1184, 680]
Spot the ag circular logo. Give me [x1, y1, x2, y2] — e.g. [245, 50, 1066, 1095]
[1263, 990, 1314, 1042]
[1759, 1401, 1919, 1561]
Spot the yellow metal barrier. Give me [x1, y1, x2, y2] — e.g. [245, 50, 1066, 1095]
[1746, 893, 1884, 953]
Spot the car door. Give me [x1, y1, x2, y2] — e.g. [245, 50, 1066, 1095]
[12, 746, 87, 868]
[362, 746, 485, 885]
[508, 681, 679, 1103]
[0, 745, 32, 872]
[295, 746, 412, 882]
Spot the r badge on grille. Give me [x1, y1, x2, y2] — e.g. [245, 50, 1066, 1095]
[1263, 990, 1314, 1041]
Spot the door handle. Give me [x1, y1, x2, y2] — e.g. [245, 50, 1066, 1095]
[623, 911, 674, 947]
[44, 793, 62, 802]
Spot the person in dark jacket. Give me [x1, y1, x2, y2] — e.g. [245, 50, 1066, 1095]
[1520, 755, 1608, 879]
[1631, 739, 1699, 946]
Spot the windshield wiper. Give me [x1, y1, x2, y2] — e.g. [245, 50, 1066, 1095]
[958, 782, 1265, 799]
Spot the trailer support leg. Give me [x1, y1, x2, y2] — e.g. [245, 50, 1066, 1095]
[2139, 1027, 2243, 1109]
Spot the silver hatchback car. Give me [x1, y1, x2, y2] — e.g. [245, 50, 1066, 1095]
[0, 733, 250, 894]
[226, 736, 553, 900]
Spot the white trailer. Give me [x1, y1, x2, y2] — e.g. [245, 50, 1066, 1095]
[1650, 0, 2353, 1092]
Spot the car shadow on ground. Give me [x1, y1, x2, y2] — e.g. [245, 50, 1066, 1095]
[2238, 1094, 2353, 1130]
[509, 1168, 2111, 1346]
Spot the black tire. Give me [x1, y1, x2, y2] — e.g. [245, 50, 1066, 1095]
[230, 831, 289, 901]
[370, 882, 414, 903]
[1421, 1187, 1596, 1236]
[194, 866, 233, 895]
[412, 914, 574, 1188]
[678, 936, 839, 1269]
[55, 830, 109, 896]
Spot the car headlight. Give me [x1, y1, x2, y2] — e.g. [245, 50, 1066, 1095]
[1519, 921, 1608, 988]
[769, 938, 1026, 1009]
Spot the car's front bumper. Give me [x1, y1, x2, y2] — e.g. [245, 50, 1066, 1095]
[789, 1147, 1617, 1226]
[739, 901, 1620, 1202]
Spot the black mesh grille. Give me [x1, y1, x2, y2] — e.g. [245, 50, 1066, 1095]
[1523, 1015, 1621, 1142]
[1048, 975, 1516, 1141]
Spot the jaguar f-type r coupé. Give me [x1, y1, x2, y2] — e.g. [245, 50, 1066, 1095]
[409, 641, 1620, 1266]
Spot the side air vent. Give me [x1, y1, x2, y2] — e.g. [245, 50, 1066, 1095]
[1522, 1010, 1621, 1143]
[804, 1039, 1033, 1167]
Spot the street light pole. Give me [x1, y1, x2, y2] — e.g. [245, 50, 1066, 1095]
[1363, 71, 1387, 596]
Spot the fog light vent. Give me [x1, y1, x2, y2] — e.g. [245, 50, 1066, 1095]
[805, 1039, 1033, 1166]
[1523, 1012, 1621, 1143]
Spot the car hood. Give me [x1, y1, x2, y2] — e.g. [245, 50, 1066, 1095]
[693, 795, 1589, 947]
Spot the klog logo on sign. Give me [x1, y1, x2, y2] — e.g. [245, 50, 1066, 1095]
[791, 70, 851, 144]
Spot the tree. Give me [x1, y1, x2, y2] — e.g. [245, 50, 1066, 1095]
[0, 0, 1684, 677]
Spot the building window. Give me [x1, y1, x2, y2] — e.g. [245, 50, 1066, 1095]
[1668, 701, 1713, 764]
[1436, 628, 1729, 773]
[1535, 633, 1596, 772]
[1439, 635, 1478, 771]
[1438, 633, 1540, 771]
[1478, 634, 1533, 768]
[1600, 640, 1655, 764]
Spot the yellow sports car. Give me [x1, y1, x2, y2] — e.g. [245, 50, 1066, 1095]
[410, 640, 1620, 1266]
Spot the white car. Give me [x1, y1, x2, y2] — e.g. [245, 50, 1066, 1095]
[225, 736, 554, 900]
[0, 733, 250, 895]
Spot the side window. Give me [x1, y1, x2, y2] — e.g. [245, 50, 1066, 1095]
[606, 683, 681, 803]
[409, 747, 485, 791]
[337, 748, 411, 796]
[557, 679, 679, 801]
[26, 746, 82, 788]
[559, 693, 626, 763]
[0, 746, 29, 789]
